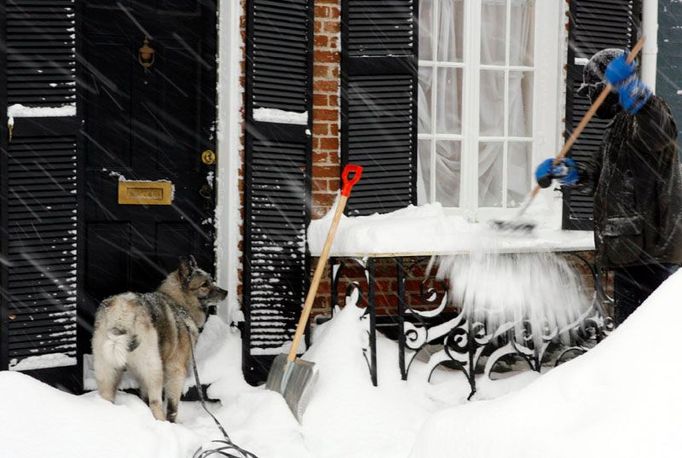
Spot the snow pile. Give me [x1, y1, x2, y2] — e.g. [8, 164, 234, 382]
[1, 294, 535, 458]
[0, 372, 200, 458]
[301, 297, 430, 457]
[410, 270, 682, 458]
[4, 271, 682, 457]
[10, 353, 76, 372]
[307, 201, 594, 256]
[7, 103, 76, 118]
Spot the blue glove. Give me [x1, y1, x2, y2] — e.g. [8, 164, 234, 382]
[605, 54, 652, 114]
[605, 55, 636, 87]
[535, 158, 580, 189]
[617, 78, 652, 115]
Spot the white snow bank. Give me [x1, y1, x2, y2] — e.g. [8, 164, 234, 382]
[411, 270, 682, 458]
[299, 291, 537, 458]
[308, 201, 594, 256]
[0, 372, 200, 458]
[4, 295, 539, 458]
[253, 107, 308, 125]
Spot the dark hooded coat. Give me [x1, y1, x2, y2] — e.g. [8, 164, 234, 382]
[578, 95, 682, 268]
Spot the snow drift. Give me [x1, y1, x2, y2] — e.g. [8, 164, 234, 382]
[410, 270, 682, 458]
[2, 270, 682, 457]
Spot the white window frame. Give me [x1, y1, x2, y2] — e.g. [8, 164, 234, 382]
[418, 0, 564, 223]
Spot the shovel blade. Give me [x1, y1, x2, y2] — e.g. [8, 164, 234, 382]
[265, 353, 318, 422]
[489, 219, 536, 233]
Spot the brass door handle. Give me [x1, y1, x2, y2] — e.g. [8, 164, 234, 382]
[201, 149, 216, 165]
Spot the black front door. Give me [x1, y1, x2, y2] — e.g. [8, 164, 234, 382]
[79, 1, 217, 344]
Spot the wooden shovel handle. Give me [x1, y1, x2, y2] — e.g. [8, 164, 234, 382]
[287, 164, 363, 362]
[522, 36, 647, 211]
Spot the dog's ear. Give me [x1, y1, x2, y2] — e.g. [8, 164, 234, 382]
[188, 255, 198, 270]
[178, 256, 192, 283]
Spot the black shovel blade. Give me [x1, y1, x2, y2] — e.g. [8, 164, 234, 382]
[489, 219, 536, 233]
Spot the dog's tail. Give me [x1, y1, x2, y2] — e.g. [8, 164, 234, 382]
[94, 294, 141, 369]
[101, 327, 135, 368]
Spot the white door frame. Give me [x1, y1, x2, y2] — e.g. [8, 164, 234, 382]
[215, 0, 243, 323]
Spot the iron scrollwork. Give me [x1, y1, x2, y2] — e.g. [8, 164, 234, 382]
[328, 253, 613, 398]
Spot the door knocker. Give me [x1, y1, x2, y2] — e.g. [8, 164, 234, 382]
[138, 37, 155, 71]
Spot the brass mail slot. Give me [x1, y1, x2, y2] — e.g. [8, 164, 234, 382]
[118, 180, 174, 205]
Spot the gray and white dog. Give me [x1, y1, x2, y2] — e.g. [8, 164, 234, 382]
[92, 256, 227, 422]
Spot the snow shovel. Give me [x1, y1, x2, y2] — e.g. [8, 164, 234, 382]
[492, 35, 646, 233]
[266, 163, 363, 421]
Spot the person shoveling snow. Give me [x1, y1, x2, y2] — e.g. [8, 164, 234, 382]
[535, 48, 682, 326]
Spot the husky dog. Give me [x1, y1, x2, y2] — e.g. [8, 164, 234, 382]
[92, 256, 227, 422]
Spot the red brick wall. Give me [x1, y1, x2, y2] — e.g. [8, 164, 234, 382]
[311, 0, 342, 219]
[237, 0, 247, 300]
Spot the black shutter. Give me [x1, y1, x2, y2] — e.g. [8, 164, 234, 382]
[243, 0, 313, 384]
[340, 0, 418, 216]
[0, 0, 82, 390]
[563, 0, 640, 230]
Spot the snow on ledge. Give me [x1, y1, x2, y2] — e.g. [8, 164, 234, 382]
[308, 200, 595, 257]
[8, 103, 77, 118]
[10, 353, 76, 371]
[253, 107, 308, 125]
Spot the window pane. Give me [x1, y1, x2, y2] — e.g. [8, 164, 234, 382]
[436, 67, 462, 134]
[479, 142, 503, 207]
[510, 0, 534, 66]
[435, 141, 461, 207]
[507, 142, 532, 207]
[437, 0, 464, 62]
[418, 140, 432, 204]
[479, 70, 505, 136]
[418, 67, 433, 134]
[481, 0, 507, 65]
[419, 0, 434, 61]
[508, 71, 533, 137]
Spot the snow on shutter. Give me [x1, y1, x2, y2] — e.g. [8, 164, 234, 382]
[563, 0, 640, 230]
[340, 0, 418, 216]
[243, 0, 312, 383]
[0, 0, 79, 374]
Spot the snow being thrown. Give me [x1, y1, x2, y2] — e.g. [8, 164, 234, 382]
[437, 250, 591, 346]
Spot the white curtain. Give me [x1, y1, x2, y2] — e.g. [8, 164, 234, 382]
[418, 0, 463, 206]
[478, 0, 534, 207]
[418, 0, 534, 208]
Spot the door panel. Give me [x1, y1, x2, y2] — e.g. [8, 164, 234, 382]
[80, 1, 217, 338]
[85, 222, 131, 297]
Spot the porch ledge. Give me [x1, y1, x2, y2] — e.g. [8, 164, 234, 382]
[308, 202, 594, 257]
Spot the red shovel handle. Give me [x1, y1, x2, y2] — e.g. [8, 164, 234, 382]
[341, 164, 363, 196]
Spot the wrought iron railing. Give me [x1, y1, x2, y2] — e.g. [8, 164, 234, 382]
[328, 253, 614, 398]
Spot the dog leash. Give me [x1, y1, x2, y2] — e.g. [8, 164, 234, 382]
[188, 326, 259, 458]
